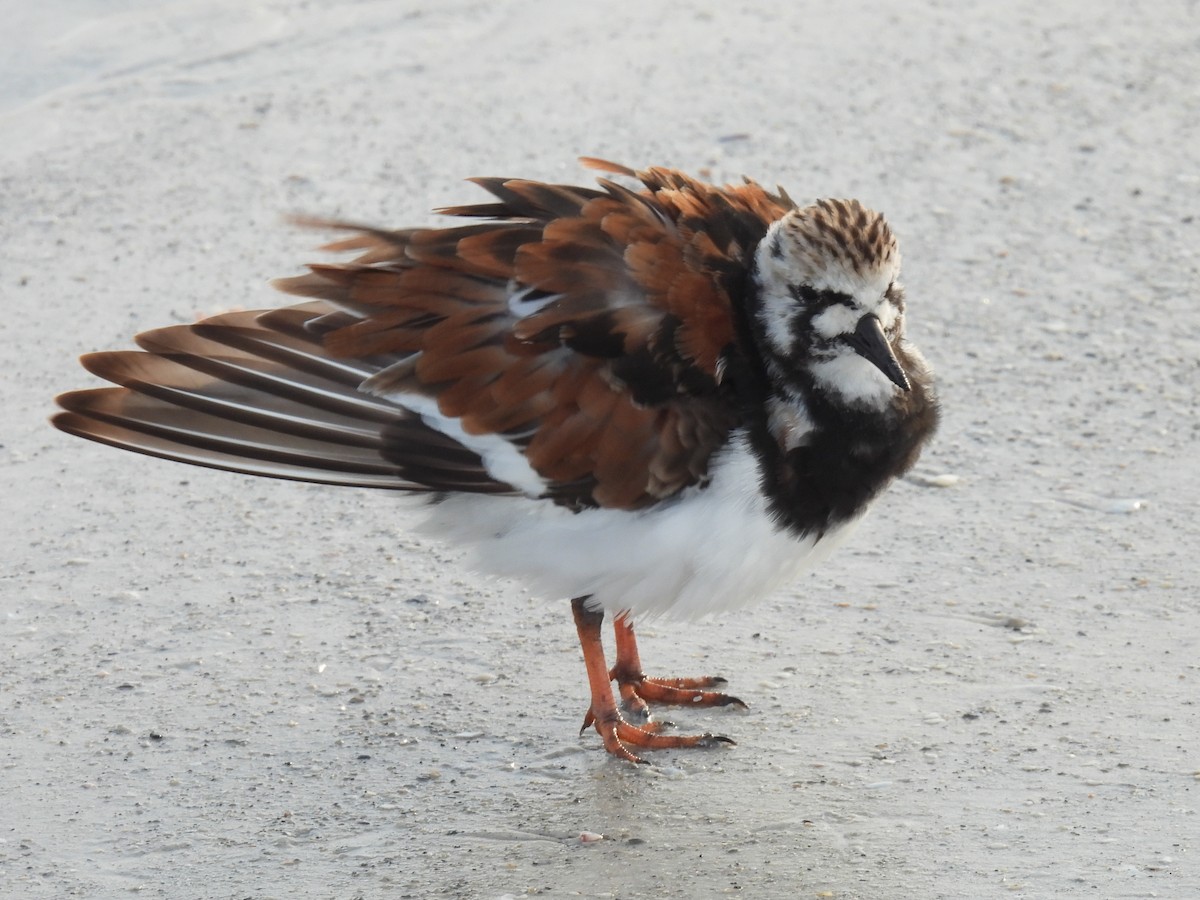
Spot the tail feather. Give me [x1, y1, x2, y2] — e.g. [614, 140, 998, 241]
[53, 303, 520, 495]
[52, 414, 435, 489]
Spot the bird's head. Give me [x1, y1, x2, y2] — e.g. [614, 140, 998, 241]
[752, 198, 916, 411]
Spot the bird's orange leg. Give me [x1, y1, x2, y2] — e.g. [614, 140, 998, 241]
[611, 612, 747, 720]
[572, 597, 734, 763]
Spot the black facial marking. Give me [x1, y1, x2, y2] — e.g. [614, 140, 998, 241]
[730, 327, 938, 537]
[733, 261, 939, 536]
[766, 285, 858, 390]
[787, 283, 854, 310]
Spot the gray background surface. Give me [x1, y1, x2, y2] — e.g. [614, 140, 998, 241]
[2, 1, 1198, 897]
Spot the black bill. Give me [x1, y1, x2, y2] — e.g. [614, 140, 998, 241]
[846, 314, 911, 392]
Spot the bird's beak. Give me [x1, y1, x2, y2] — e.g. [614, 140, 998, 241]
[847, 314, 911, 392]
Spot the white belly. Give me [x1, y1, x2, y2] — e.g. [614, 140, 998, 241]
[417, 430, 861, 620]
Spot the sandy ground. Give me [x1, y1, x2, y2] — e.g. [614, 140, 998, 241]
[3, 1, 1199, 897]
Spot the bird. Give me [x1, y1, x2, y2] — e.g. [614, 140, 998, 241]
[53, 159, 939, 763]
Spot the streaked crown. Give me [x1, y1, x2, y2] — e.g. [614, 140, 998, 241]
[758, 198, 900, 301]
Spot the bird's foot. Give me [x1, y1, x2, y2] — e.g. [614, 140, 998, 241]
[572, 601, 743, 763]
[579, 709, 735, 764]
[613, 670, 748, 722]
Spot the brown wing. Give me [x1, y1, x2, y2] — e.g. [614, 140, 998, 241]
[275, 163, 793, 509]
[54, 162, 793, 510]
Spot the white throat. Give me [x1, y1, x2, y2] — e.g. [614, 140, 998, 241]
[807, 350, 901, 411]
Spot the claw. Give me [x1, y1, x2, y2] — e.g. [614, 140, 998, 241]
[629, 676, 747, 709]
[572, 597, 746, 763]
[592, 718, 736, 763]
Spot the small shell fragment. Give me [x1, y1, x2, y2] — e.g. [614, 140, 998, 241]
[579, 831, 604, 843]
[1102, 498, 1146, 514]
[909, 473, 960, 488]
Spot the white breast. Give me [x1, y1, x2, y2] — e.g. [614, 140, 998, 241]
[416, 430, 862, 621]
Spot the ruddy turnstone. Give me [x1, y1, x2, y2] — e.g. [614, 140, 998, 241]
[53, 159, 938, 763]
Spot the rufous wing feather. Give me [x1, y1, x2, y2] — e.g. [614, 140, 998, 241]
[57, 162, 794, 510]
